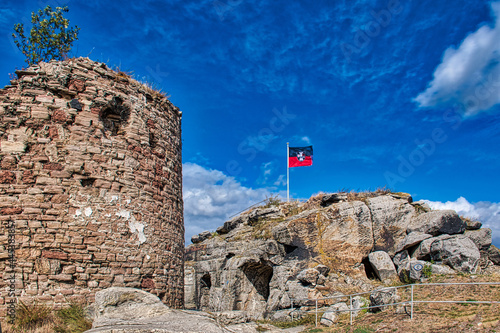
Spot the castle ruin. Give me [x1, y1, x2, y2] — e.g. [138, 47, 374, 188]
[0, 58, 184, 316]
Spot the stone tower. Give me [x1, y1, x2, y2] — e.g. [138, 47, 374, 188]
[0, 58, 184, 316]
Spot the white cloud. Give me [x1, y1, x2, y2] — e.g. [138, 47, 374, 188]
[414, 2, 500, 116]
[183, 163, 271, 243]
[423, 197, 500, 247]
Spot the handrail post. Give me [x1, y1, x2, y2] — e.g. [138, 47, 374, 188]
[291, 299, 294, 321]
[410, 284, 414, 320]
[350, 295, 353, 326]
[315, 299, 318, 327]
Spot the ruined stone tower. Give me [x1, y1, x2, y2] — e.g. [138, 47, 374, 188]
[0, 58, 184, 316]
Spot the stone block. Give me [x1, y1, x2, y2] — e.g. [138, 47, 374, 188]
[31, 107, 51, 120]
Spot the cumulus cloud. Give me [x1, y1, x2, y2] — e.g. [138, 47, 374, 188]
[414, 2, 500, 116]
[183, 163, 271, 243]
[423, 197, 500, 247]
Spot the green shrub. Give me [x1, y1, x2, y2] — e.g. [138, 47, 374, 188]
[54, 302, 92, 333]
[13, 5, 80, 65]
[422, 263, 432, 278]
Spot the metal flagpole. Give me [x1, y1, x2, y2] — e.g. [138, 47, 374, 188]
[287, 142, 290, 202]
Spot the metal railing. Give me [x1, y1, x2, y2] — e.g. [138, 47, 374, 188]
[290, 282, 500, 327]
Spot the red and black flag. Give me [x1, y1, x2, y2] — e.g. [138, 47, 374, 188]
[289, 146, 313, 168]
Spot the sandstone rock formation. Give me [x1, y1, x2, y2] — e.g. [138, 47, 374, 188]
[185, 192, 498, 321]
[0, 58, 184, 315]
[86, 287, 306, 333]
[86, 287, 226, 333]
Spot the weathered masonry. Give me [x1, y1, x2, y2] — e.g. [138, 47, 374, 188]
[0, 58, 184, 316]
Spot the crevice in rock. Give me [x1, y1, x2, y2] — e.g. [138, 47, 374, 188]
[362, 256, 377, 280]
[284, 244, 298, 255]
[364, 200, 377, 253]
[240, 262, 273, 301]
[199, 273, 212, 309]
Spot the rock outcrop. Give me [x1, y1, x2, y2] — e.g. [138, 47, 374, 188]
[185, 192, 499, 322]
[86, 287, 228, 333]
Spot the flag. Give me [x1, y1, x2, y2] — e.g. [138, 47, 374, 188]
[289, 145, 313, 168]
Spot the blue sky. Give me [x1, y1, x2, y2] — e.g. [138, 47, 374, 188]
[1, 0, 499, 246]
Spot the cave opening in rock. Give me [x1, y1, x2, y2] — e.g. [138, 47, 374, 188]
[200, 273, 211, 289]
[241, 262, 273, 301]
[362, 256, 377, 279]
[284, 244, 298, 255]
[198, 273, 212, 310]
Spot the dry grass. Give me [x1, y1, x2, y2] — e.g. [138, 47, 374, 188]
[300, 273, 500, 332]
[0, 301, 92, 333]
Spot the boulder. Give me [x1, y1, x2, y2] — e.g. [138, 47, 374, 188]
[411, 200, 432, 212]
[412, 234, 453, 260]
[217, 215, 249, 234]
[87, 287, 227, 333]
[321, 193, 348, 206]
[285, 280, 319, 306]
[407, 210, 465, 236]
[464, 219, 482, 230]
[367, 195, 416, 256]
[268, 309, 294, 322]
[389, 192, 413, 202]
[392, 250, 410, 268]
[316, 274, 326, 286]
[191, 231, 212, 244]
[369, 287, 399, 312]
[395, 232, 432, 253]
[464, 228, 492, 250]
[431, 264, 456, 275]
[397, 260, 429, 282]
[429, 235, 480, 273]
[487, 245, 500, 265]
[320, 302, 349, 326]
[248, 206, 284, 225]
[297, 268, 320, 286]
[315, 264, 330, 277]
[368, 251, 398, 282]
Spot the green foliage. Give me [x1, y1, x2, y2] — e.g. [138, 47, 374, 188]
[422, 263, 433, 278]
[13, 5, 80, 65]
[54, 303, 92, 333]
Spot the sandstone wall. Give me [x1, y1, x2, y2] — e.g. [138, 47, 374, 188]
[0, 58, 184, 316]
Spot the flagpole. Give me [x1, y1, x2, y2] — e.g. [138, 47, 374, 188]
[287, 142, 289, 202]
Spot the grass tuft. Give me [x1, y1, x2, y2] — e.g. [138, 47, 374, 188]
[2, 301, 91, 333]
[54, 303, 92, 333]
[14, 301, 52, 330]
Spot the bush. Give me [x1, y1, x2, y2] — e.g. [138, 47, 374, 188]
[54, 303, 92, 333]
[262, 195, 281, 208]
[13, 6, 80, 65]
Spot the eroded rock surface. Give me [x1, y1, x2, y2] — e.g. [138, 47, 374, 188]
[185, 192, 497, 322]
